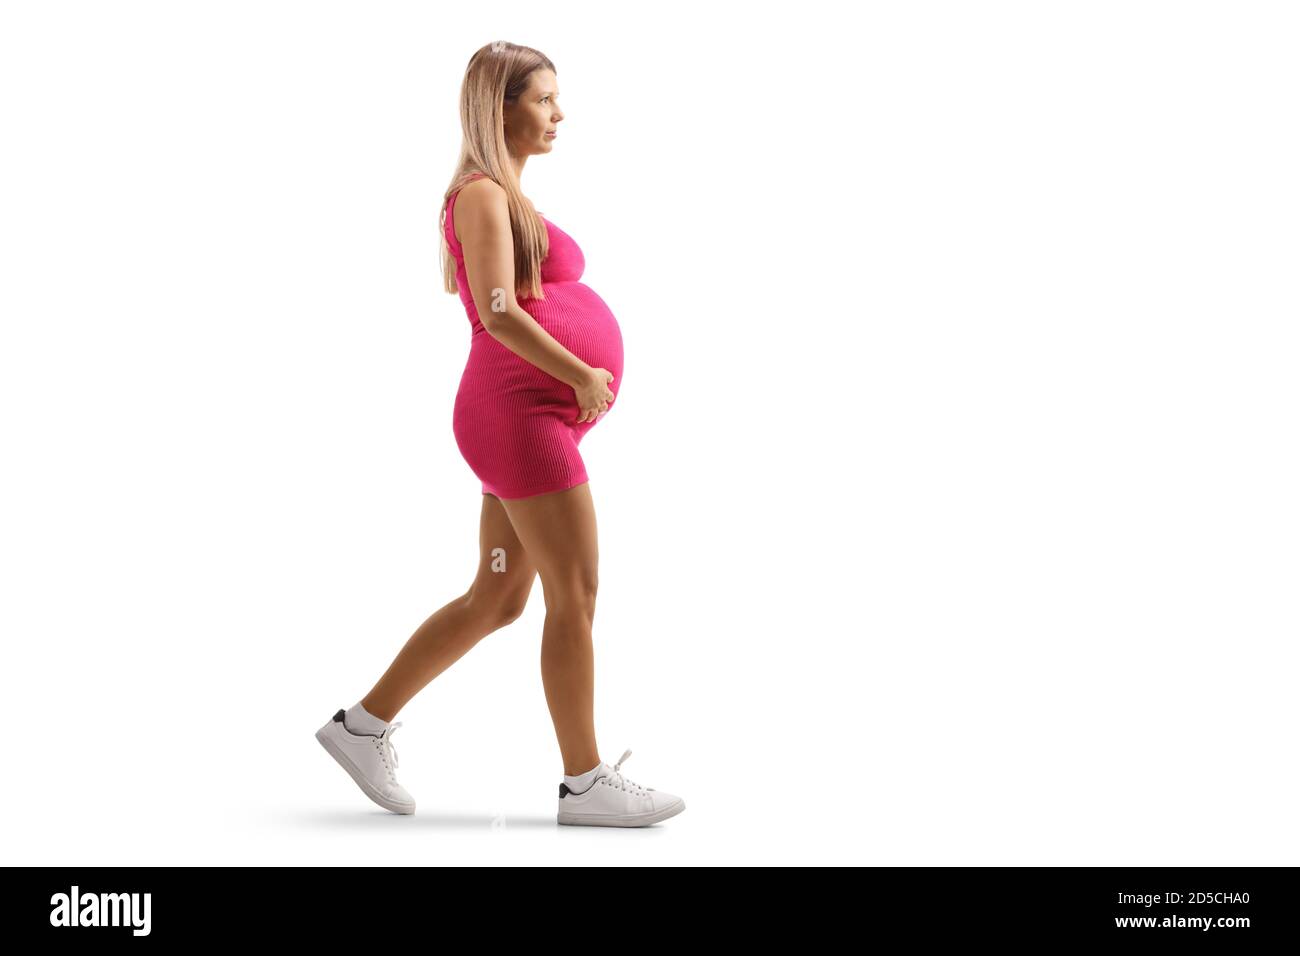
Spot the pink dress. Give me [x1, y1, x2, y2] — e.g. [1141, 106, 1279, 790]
[443, 175, 624, 499]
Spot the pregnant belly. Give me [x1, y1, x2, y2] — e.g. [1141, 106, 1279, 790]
[521, 281, 623, 377]
[457, 281, 624, 413]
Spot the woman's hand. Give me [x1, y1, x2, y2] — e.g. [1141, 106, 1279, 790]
[574, 367, 615, 423]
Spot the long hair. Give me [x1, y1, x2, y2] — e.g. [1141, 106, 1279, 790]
[440, 41, 555, 301]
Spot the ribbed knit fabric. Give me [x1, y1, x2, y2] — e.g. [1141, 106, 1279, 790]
[443, 174, 624, 499]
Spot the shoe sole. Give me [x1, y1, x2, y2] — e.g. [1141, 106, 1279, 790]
[315, 723, 416, 815]
[557, 798, 685, 827]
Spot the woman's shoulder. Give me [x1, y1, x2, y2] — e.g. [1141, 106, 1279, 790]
[453, 175, 509, 216]
[453, 177, 542, 234]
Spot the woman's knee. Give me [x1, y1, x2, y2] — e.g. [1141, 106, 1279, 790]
[495, 593, 530, 626]
[543, 570, 598, 619]
[465, 585, 531, 630]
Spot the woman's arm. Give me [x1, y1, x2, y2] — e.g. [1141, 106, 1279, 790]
[456, 178, 590, 389]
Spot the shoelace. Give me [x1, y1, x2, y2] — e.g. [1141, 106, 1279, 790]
[602, 748, 649, 795]
[374, 722, 403, 784]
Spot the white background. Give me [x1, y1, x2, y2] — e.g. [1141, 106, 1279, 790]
[2, 0, 1296, 865]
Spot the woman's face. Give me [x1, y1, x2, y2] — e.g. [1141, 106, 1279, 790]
[504, 69, 563, 157]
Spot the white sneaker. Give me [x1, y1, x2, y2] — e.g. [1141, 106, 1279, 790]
[315, 708, 416, 814]
[557, 749, 685, 827]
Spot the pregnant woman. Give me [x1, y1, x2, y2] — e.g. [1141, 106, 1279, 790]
[315, 42, 684, 828]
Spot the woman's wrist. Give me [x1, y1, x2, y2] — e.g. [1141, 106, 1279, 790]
[564, 360, 593, 388]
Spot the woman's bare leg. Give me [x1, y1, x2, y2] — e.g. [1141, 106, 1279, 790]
[358, 493, 538, 721]
[495, 481, 601, 776]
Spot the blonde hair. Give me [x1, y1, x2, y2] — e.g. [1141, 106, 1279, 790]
[440, 41, 556, 301]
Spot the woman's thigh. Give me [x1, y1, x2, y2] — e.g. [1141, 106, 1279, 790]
[467, 492, 539, 619]
[495, 482, 599, 608]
